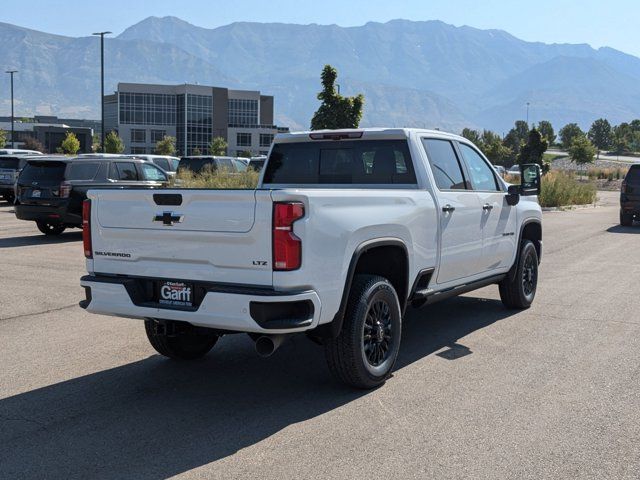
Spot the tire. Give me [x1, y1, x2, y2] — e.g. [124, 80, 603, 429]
[144, 319, 219, 360]
[620, 210, 633, 227]
[36, 221, 66, 235]
[324, 274, 402, 389]
[2, 193, 14, 203]
[499, 239, 539, 309]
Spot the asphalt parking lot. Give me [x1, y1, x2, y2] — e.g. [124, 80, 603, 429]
[0, 190, 638, 479]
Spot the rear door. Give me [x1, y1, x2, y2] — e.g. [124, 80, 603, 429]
[422, 138, 483, 284]
[457, 142, 517, 272]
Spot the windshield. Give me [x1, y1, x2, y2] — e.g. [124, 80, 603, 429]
[18, 161, 67, 185]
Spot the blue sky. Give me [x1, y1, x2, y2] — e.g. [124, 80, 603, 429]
[3, 0, 640, 56]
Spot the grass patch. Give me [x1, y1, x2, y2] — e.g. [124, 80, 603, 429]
[170, 167, 260, 189]
[539, 171, 597, 208]
[585, 166, 628, 181]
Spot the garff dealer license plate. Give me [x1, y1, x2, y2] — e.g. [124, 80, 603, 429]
[158, 281, 193, 307]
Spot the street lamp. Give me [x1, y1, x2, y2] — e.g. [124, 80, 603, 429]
[5, 70, 17, 148]
[92, 31, 111, 152]
[526, 102, 530, 126]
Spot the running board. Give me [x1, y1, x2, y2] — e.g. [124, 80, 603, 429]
[412, 274, 506, 308]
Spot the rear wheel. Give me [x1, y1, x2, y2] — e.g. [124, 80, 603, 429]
[36, 221, 66, 235]
[144, 319, 219, 360]
[620, 210, 633, 227]
[324, 274, 402, 389]
[499, 239, 539, 309]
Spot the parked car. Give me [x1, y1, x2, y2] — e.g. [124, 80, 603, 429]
[125, 155, 180, 177]
[507, 165, 521, 177]
[248, 156, 267, 171]
[493, 165, 506, 177]
[177, 156, 239, 174]
[620, 164, 640, 226]
[0, 149, 43, 156]
[80, 128, 542, 389]
[0, 154, 43, 202]
[15, 156, 168, 235]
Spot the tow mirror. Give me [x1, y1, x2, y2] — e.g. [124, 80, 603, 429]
[520, 163, 541, 196]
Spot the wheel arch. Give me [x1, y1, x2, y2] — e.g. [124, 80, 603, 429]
[315, 238, 410, 339]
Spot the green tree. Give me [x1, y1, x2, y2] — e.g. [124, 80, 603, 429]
[104, 131, 124, 154]
[0, 129, 6, 148]
[559, 123, 584, 150]
[60, 132, 80, 155]
[481, 130, 512, 166]
[503, 120, 530, 157]
[209, 136, 227, 155]
[154, 135, 176, 155]
[22, 136, 45, 152]
[311, 65, 364, 130]
[568, 135, 596, 167]
[517, 128, 549, 172]
[588, 118, 613, 158]
[537, 120, 556, 145]
[461, 128, 481, 145]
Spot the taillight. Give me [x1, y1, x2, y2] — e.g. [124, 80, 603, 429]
[621, 180, 627, 193]
[60, 181, 72, 198]
[272, 202, 304, 271]
[82, 199, 92, 258]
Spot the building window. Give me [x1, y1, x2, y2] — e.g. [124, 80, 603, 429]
[150, 129, 166, 143]
[130, 129, 146, 143]
[237, 132, 252, 147]
[119, 92, 177, 126]
[228, 98, 258, 126]
[130, 146, 147, 154]
[259, 133, 274, 148]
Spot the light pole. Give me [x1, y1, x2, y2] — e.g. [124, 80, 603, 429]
[6, 70, 17, 148]
[526, 102, 530, 126]
[92, 31, 111, 152]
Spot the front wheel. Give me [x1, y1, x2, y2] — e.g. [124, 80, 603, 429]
[499, 239, 539, 309]
[324, 274, 402, 389]
[36, 221, 66, 235]
[144, 319, 219, 360]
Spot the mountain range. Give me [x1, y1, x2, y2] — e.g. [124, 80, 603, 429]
[2, 16, 640, 133]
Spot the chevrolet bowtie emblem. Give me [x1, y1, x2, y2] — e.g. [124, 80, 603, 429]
[153, 211, 184, 226]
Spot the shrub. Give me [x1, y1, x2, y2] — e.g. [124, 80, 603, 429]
[170, 166, 259, 189]
[538, 171, 597, 208]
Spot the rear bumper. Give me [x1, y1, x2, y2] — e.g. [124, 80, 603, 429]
[620, 199, 640, 214]
[80, 275, 322, 334]
[14, 203, 79, 225]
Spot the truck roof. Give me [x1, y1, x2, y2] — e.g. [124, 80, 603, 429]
[274, 127, 466, 143]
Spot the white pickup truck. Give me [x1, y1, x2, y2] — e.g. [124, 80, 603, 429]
[80, 128, 542, 389]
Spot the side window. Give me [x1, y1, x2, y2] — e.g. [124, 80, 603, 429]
[216, 158, 234, 171]
[422, 139, 467, 190]
[153, 158, 170, 171]
[66, 162, 99, 180]
[141, 163, 167, 181]
[458, 143, 500, 191]
[110, 162, 138, 181]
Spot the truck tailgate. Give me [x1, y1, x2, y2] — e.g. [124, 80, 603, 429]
[88, 189, 273, 286]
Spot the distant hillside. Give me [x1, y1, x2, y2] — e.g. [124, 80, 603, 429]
[2, 17, 640, 132]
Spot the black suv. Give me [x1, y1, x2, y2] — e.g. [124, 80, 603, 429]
[620, 164, 640, 226]
[15, 156, 168, 235]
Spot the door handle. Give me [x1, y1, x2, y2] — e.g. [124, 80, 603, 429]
[482, 203, 493, 211]
[442, 204, 455, 213]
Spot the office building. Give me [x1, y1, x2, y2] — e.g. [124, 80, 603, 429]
[0, 116, 94, 153]
[104, 83, 288, 156]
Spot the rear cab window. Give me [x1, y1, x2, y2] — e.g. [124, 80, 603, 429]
[0, 157, 21, 169]
[263, 139, 417, 186]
